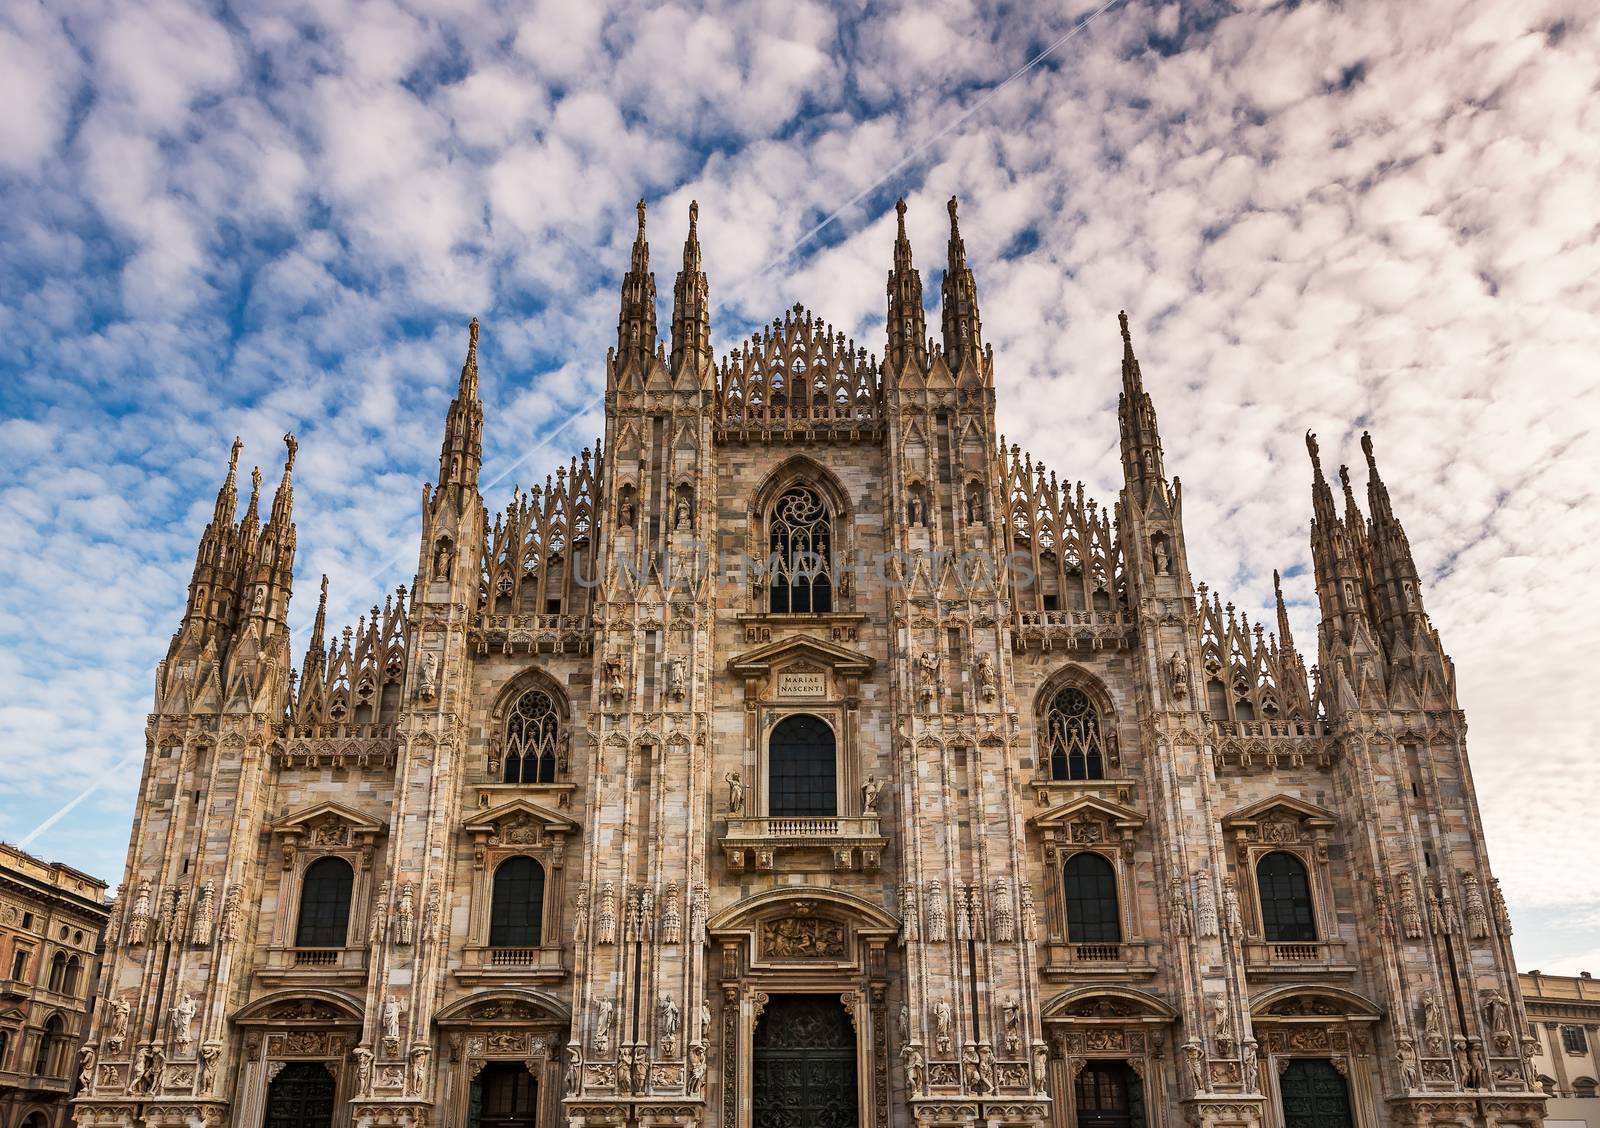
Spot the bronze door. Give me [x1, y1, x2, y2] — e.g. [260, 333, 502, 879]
[264, 1062, 336, 1128]
[753, 995, 858, 1128]
[1280, 1059, 1353, 1128]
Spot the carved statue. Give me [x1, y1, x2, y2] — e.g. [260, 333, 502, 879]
[170, 993, 196, 1056]
[1212, 994, 1234, 1054]
[1170, 875, 1192, 935]
[564, 1047, 581, 1097]
[1002, 995, 1021, 1053]
[433, 538, 453, 579]
[409, 1044, 430, 1096]
[927, 880, 948, 943]
[353, 1046, 374, 1094]
[1421, 992, 1444, 1054]
[661, 882, 682, 944]
[897, 1003, 910, 1044]
[198, 1042, 221, 1093]
[908, 492, 924, 526]
[699, 999, 712, 1043]
[605, 655, 626, 703]
[1427, 881, 1449, 935]
[594, 999, 614, 1053]
[1490, 877, 1513, 935]
[396, 882, 416, 945]
[1194, 871, 1218, 938]
[1242, 1039, 1259, 1093]
[1482, 989, 1511, 1044]
[424, 888, 441, 942]
[1222, 876, 1243, 936]
[368, 881, 390, 947]
[659, 995, 680, 1053]
[191, 882, 215, 946]
[861, 775, 883, 816]
[1183, 1039, 1206, 1093]
[219, 884, 241, 942]
[1396, 1041, 1418, 1090]
[1397, 871, 1425, 939]
[1032, 1041, 1049, 1092]
[900, 882, 920, 943]
[918, 651, 939, 711]
[1462, 873, 1491, 939]
[381, 996, 402, 1046]
[726, 771, 745, 815]
[933, 999, 953, 1055]
[691, 883, 709, 944]
[418, 651, 438, 701]
[78, 1044, 97, 1089]
[155, 886, 179, 942]
[904, 1044, 926, 1093]
[975, 1044, 997, 1094]
[674, 495, 692, 531]
[108, 997, 130, 1053]
[668, 656, 687, 701]
[132, 1046, 160, 1094]
[1169, 650, 1188, 698]
[597, 881, 617, 944]
[1153, 536, 1172, 575]
[991, 879, 1015, 942]
[976, 652, 997, 701]
[687, 1042, 707, 1095]
[1019, 881, 1038, 941]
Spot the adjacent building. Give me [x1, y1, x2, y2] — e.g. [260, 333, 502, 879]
[1, 843, 109, 1128]
[1523, 972, 1600, 1128]
[70, 197, 1547, 1128]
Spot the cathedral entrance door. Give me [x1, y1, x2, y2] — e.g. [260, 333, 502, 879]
[1279, 1059, 1353, 1128]
[753, 994, 858, 1128]
[470, 1061, 538, 1128]
[1073, 1061, 1144, 1128]
[264, 1061, 336, 1128]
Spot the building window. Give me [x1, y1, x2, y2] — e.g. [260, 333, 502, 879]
[34, 1014, 63, 1076]
[10, 949, 28, 981]
[504, 689, 559, 784]
[768, 485, 833, 613]
[768, 714, 837, 817]
[1045, 687, 1106, 780]
[1563, 1026, 1589, 1054]
[48, 951, 67, 992]
[0, 1028, 10, 1070]
[1062, 853, 1122, 943]
[295, 857, 354, 948]
[1574, 1077, 1597, 1098]
[1256, 851, 1316, 942]
[63, 956, 82, 996]
[489, 857, 545, 948]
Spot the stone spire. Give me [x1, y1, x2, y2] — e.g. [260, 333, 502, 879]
[669, 200, 712, 379]
[1116, 312, 1168, 507]
[939, 196, 984, 374]
[436, 318, 484, 503]
[1305, 432, 1376, 651]
[1361, 430, 1429, 644]
[617, 198, 658, 361]
[173, 437, 246, 653]
[886, 198, 926, 374]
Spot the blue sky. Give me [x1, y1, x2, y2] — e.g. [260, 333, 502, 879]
[1, 0, 1597, 972]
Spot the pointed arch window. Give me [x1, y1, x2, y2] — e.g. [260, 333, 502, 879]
[489, 856, 545, 948]
[1256, 851, 1316, 942]
[1062, 853, 1122, 943]
[768, 714, 837, 817]
[769, 485, 833, 614]
[504, 689, 559, 784]
[1045, 687, 1106, 780]
[295, 857, 354, 948]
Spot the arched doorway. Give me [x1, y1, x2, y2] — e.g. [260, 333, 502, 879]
[1074, 1061, 1145, 1128]
[470, 1061, 537, 1128]
[1280, 1059, 1354, 1128]
[753, 995, 857, 1128]
[264, 1061, 336, 1128]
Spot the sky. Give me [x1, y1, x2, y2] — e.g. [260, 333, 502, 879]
[1, 0, 1597, 972]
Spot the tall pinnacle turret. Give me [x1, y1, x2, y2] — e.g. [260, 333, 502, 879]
[939, 196, 984, 373]
[886, 198, 926, 373]
[436, 318, 484, 502]
[1306, 432, 1375, 649]
[670, 200, 711, 378]
[1116, 312, 1168, 506]
[617, 198, 658, 361]
[1361, 430, 1429, 644]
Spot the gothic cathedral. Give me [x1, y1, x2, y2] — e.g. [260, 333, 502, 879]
[72, 198, 1544, 1128]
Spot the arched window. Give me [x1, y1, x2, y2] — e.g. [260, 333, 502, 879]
[34, 1014, 63, 1075]
[0, 1028, 10, 1070]
[1575, 1078, 1598, 1099]
[1045, 687, 1107, 780]
[769, 485, 833, 613]
[504, 689, 559, 784]
[1063, 853, 1122, 943]
[295, 857, 354, 948]
[48, 951, 66, 992]
[62, 956, 81, 997]
[1256, 851, 1316, 942]
[768, 715, 837, 817]
[489, 857, 546, 948]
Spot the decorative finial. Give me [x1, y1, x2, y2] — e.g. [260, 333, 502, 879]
[1361, 429, 1376, 468]
[1118, 310, 1131, 343]
[283, 432, 297, 471]
[1305, 430, 1321, 465]
[249, 466, 262, 504]
[319, 574, 329, 603]
[1339, 464, 1351, 491]
[228, 436, 242, 471]
[895, 197, 908, 235]
[469, 316, 480, 350]
[636, 198, 647, 232]
[688, 199, 698, 230]
[947, 195, 959, 224]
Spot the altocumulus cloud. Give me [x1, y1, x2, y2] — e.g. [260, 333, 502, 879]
[0, 0, 1596, 970]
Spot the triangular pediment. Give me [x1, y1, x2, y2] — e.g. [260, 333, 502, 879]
[1221, 793, 1336, 830]
[462, 798, 579, 837]
[727, 634, 876, 677]
[1030, 794, 1146, 831]
[272, 800, 386, 836]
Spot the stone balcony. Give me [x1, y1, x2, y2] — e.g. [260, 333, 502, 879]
[1040, 938, 1159, 981]
[1242, 937, 1356, 976]
[455, 944, 566, 986]
[256, 945, 369, 988]
[721, 815, 887, 873]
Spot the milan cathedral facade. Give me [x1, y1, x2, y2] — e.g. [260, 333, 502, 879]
[71, 198, 1544, 1128]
